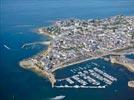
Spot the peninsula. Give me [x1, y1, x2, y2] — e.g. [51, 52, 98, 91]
[20, 15, 134, 87]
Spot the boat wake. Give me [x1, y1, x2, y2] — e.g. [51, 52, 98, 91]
[3, 44, 22, 51]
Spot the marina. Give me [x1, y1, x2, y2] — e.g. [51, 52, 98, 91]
[55, 62, 117, 88]
[93, 67, 117, 81]
[65, 78, 74, 84]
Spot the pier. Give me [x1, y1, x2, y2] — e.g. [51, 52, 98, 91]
[54, 85, 106, 89]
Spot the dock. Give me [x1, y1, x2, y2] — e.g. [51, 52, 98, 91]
[54, 65, 117, 88]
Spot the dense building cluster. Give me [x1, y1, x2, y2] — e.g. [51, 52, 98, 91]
[35, 15, 134, 70]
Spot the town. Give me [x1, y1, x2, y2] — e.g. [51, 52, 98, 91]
[20, 15, 134, 87]
[38, 15, 134, 71]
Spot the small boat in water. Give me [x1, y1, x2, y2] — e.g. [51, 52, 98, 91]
[51, 95, 65, 100]
[4, 44, 10, 50]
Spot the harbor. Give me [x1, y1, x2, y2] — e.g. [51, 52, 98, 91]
[54, 60, 117, 88]
[1, 0, 134, 99]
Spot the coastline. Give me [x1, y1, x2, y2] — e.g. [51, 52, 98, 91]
[20, 22, 134, 87]
[51, 55, 105, 72]
[19, 59, 56, 87]
[110, 55, 134, 72]
[20, 28, 57, 87]
[38, 27, 55, 39]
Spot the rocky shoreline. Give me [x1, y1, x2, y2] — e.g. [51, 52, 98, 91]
[20, 59, 56, 87]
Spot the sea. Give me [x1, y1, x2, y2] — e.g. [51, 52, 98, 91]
[0, 0, 134, 100]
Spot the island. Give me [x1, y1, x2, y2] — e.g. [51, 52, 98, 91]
[20, 15, 134, 87]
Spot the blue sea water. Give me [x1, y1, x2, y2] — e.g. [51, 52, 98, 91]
[126, 54, 134, 59]
[0, 0, 134, 100]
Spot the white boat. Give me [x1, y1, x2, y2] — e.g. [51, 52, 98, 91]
[52, 95, 65, 100]
[4, 44, 10, 50]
